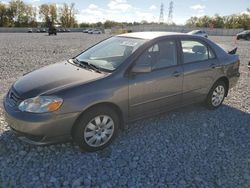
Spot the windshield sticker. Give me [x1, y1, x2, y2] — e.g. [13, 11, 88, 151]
[120, 41, 138, 47]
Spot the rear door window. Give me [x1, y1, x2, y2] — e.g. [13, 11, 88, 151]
[181, 40, 211, 64]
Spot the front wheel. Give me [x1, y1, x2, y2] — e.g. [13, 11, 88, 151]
[205, 81, 227, 110]
[72, 106, 119, 152]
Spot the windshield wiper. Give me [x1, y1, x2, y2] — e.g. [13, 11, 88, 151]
[73, 58, 103, 73]
[71, 58, 86, 68]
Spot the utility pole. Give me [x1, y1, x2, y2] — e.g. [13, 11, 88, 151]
[159, 3, 164, 24]
[167, 1, 174, 25]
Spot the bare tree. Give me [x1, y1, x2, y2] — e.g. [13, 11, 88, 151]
[59, 3, 77, 28]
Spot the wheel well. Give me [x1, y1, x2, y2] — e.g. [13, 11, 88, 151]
[216, 76, 229, 96]
[71, 102, 124, 135]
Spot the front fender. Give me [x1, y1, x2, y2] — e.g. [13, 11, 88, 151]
[55, 77, 129, 123]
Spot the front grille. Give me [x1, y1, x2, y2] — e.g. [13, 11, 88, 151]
[8, 89, 22, 106]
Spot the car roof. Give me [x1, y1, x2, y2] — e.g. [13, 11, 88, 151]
[117, 32, 186, 40]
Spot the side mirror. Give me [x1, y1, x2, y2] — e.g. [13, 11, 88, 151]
[132, 63, 151, 73]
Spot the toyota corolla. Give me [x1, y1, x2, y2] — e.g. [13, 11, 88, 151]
[4, 32, 240, 151]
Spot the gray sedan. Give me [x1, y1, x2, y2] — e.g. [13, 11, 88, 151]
[3, 32, 240, 151]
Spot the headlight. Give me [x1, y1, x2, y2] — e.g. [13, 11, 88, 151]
[18, 96, 63, 113]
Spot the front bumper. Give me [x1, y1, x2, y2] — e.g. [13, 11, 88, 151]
[3, 97, 79, 145]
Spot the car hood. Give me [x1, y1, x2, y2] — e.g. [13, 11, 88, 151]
[13, 61, 106, 98]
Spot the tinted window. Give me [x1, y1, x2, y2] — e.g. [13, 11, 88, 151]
[208, 47, 215, 59]
[181, 40, 209, 63]
[136, 49, 152, 66]
[153, 40, 177, 69]
[136, 40, 177, 70]
[148, 44, 159, 52]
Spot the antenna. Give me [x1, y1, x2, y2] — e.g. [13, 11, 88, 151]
[167, 1, 174, 25]
[159, 3, 164, 24]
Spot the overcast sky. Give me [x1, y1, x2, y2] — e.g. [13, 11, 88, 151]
[4, 0, 250, 24]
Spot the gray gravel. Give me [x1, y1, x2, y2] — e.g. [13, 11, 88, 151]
[0, 33, 249, 188]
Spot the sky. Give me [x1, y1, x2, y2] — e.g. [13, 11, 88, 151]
[3, 0, 250, 24]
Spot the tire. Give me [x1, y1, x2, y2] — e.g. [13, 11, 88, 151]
[72, 106, 119, 152]
[205, 81, 227, 110]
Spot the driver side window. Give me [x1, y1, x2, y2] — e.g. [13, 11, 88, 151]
[136, 50, 152, 67]
[135, 40, 177, 70]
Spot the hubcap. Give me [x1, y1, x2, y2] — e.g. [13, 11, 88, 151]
[84, 115, 114, 147]
[211, 85, 225, 107]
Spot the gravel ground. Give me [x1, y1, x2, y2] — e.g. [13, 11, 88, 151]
[0, 33, 249, 188]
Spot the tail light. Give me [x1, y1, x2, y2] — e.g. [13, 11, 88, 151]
[233, 60, 240, 69]
[237, 60, 240, 67]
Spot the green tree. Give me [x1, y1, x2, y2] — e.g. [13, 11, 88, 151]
[104, 20, 122, 28]
[186, 13, 250, 30]
[8, 0, 31, 26]
[39, 4, 57, 27]
[26, 5, 37, 27]
[0, 2, 8, 26]
[59, 3, 77, 28]
[186, 16, 199, 27]
[213, 14, 224, 28]
[79, 22, 90, 28]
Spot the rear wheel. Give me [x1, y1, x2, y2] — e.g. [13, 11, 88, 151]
[206, 81, 227, 110]
[72, 106, 119, 152]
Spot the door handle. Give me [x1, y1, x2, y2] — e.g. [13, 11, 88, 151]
[172, 71, 181, 77]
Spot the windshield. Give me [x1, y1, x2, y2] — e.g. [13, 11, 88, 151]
[76, 37, 146, 72]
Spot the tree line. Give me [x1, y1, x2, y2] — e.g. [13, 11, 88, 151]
[186, 10, 250, 30]
[0, 0, 77, 27]
[0, 1, 250, 29]
[79, 20, 152, 29]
